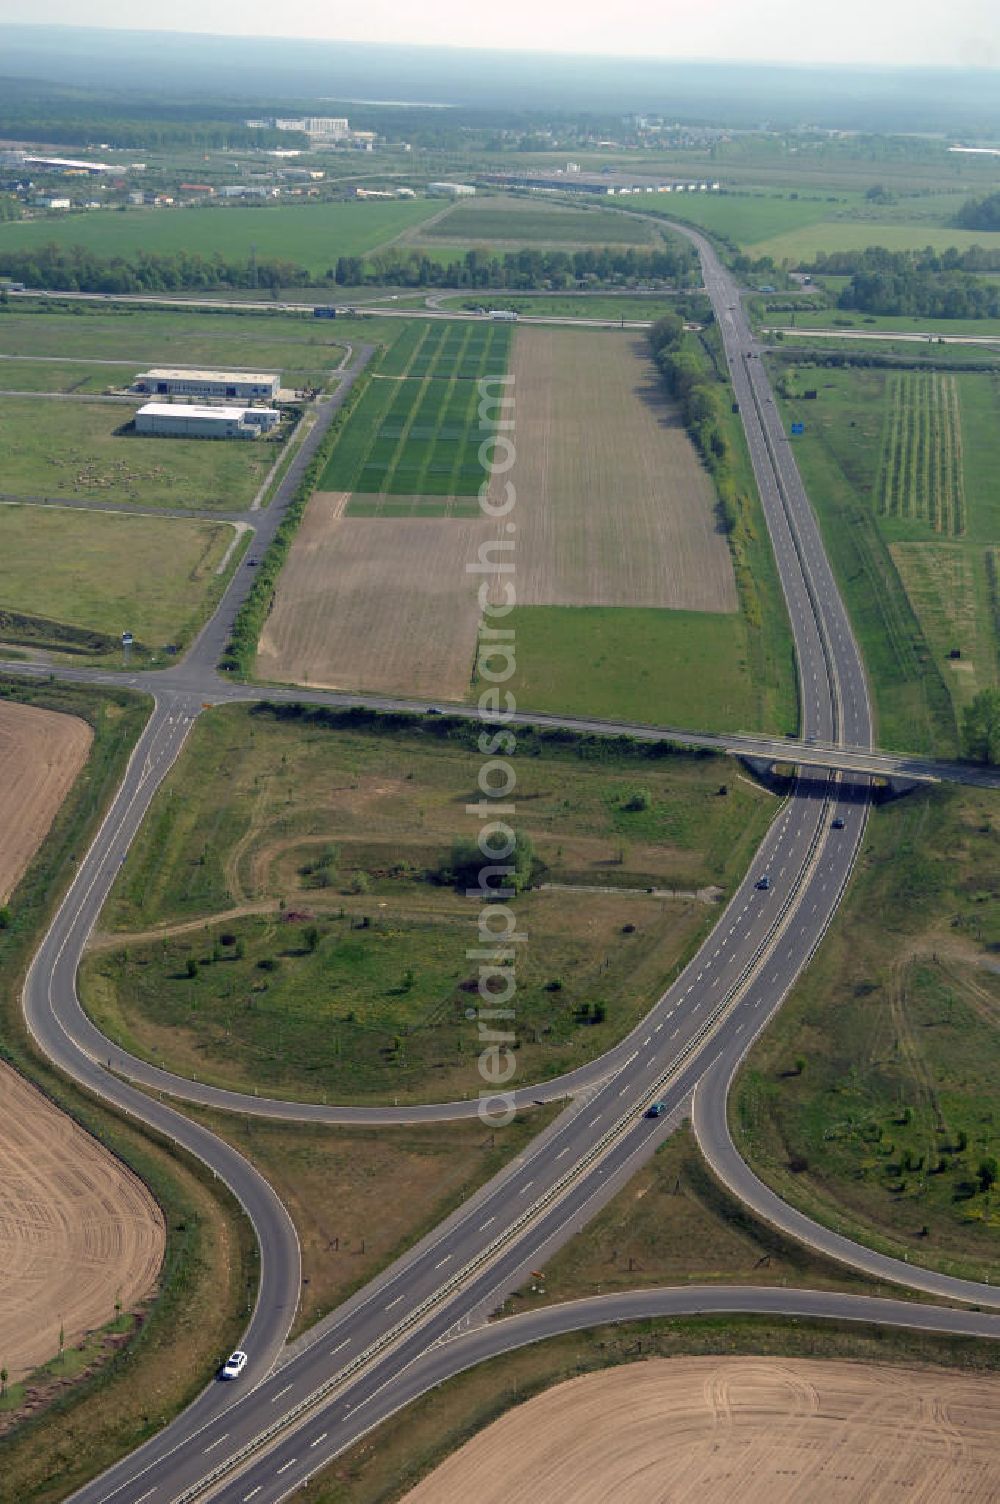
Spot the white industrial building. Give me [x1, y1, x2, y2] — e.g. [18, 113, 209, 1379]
[135, 403, 279, 439]
[133, 368, 280, 402]
[427, 182, 476, 197]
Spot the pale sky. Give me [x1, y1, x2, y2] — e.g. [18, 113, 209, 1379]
[5, 0, 1000, 69]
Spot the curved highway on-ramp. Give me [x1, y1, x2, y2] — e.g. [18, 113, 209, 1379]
[6, 236, 997, 1504]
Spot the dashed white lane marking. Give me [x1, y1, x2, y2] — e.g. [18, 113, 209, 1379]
[479, 1216, 496, 1229]
[271, 1383, 292, 1403]
[520, 1180, 534, 1194]
[386, 1295, 403, 1309]
[242, 1490, 262, 1502]
[204, 1433, 229, 1452]
[435, 1254, 451, 1268]
[330, 1338, 351, 1354]
[556, 1146, 571, 1159]
[276, 1458, 297, 1475]
[310, 1433, 328, 1448]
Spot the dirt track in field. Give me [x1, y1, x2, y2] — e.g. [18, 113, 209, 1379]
[501, 328, 737, 611]
[0, 1060, 165, 1381]
[0, 698, 92, 903]
[257, 492, 499, 700]
[402, 1356, 1000, 1504]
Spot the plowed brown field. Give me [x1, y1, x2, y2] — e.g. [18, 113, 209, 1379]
[257, 493, 499, 700]
[0, 1065, 165, 1379]
[402, 1356, 1000, 1504]
[0, 698, 92, 903]
[503, 329, 737, 611]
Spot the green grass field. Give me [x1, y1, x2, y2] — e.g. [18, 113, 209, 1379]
[0, 198, 442, 276]
[774, 363, 1000, 751]
[643, 190, 859, 246]
[501, 606, 766, 733]
[0, 358, 133, 393]
[750, 220, 1000, 264]
[320, 322, 511, 497]
[0, 506, 238, 652]
[0, 396, 276, 509]
[412, 195, 654, 246]
[377, 318, 511, 379]
[0, 306, 351, 387]
[319, 375, 492, 498]
[735, 783, 1000, 1284]
[82, 706, 774, 1103]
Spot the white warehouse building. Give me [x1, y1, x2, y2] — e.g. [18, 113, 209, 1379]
[427, 181, 476, 197]
[133, 368, 280, 402]
[135, 403, 279, 439]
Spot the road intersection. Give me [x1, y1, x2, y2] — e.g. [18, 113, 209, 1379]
[4, 232, 997, 1504]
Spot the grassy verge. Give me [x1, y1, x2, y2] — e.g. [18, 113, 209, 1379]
[503, 1125, 871, 1313]
[0, 677, 256, 1500]
[177, 1104, 557, 1340]
[734, 782, 1000, 1284]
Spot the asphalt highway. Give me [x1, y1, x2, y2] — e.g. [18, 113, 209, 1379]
[8, 235, 995, 1504]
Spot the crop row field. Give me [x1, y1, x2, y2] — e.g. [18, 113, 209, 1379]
[0, 198, 443, 277]
[318, 374, 497, 498]
[409, 194, 655, 247]
[775, 363, 1000, 752]
[260, 326, 764, 729]
[377, 319, 512, 380]
[877, 371, 966, 536]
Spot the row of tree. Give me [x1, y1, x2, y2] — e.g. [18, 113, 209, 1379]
[330, 243, 697, 289]
[806, 245, 1000, 275]
[0, 240, 697, 296]
[0, 244, 311, 294]
[648, 313, 731, 496]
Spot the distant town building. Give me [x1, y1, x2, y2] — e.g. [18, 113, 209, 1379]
[272, 117, 350, 142]
[133, 369, 280, 402]
[30, 196, 71, 210]
[427, 182, 476, 197]
[135, 403, 278, 439]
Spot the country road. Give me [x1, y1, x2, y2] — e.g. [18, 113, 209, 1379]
[3, 233, 997, 1504]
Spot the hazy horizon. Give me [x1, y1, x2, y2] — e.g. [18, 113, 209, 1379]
[0, 4, 997, 71]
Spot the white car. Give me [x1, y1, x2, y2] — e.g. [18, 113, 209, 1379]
[220, 1349, 248, 1380]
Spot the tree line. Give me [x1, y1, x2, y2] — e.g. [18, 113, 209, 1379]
[331, 243, 698, 289]
[0, 240, 697, 296]
[807, 246, 1000, 320]
[0, 243, 311, 295]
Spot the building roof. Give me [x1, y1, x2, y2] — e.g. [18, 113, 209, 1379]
[137, 368, 279, 384]
[137, 402, 250, 420]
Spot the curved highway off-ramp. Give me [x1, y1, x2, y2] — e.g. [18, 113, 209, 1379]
[12, 230, 998, 1504]
[167, 1286, 1000, 1504]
